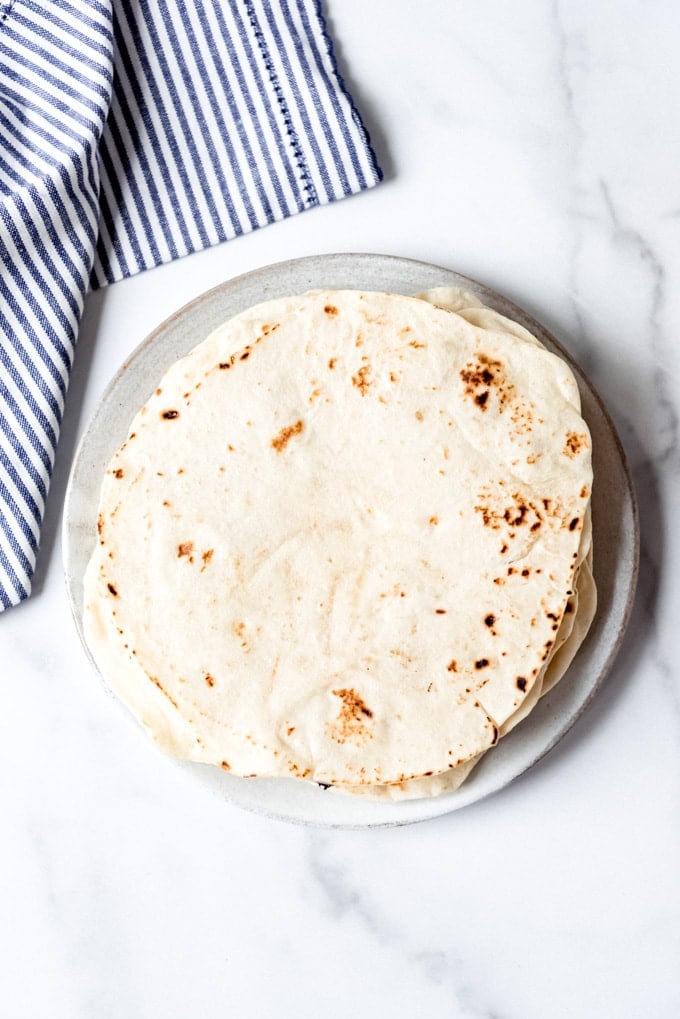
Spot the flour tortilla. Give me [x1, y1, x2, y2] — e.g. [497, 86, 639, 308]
[84, 287, 595, 798]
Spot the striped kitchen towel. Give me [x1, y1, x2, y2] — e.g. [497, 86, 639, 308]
[0, 0, 382, 612]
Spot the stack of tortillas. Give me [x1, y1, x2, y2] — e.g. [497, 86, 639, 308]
[84, 287, 595, 801]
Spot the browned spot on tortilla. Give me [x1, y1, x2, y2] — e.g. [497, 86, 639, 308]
[220, 761, 231, 771]
[150, 676, 178, 709]
[309, 387, 322, 403]
[408, 339, 426, 349]
[204, 673, 215, 688]
[447, 660, 458, 672]
[389, 372, 399, 383]
[155, 388, 162, 396]
[415, 410, 424, 421]
[161, 409, 179, 420]
[287, 726, 295, 736]
[107, 583, 118, 597]
[351, 364, 372, 395]
[429, 515, 438, 525]
[521, 568, 530, 577]
[201, 549, 214, 571]
[232, 621, 246, 639]
[271, 419, 303, 452]
[324, 304, 338, 316]
[565, 600, 574, 613]
[97, 514, 104, 536]
[516, 677, 527, 691]
[564, 431, 588, 458]
[162, 500, 170, 507]
[484, 614, 495, 628]
[435, 608, 447, 615]
[500, 543, 508, 554]
[569, 517, 580, 531]
[113, 468, 124, 479]
[330, 688, 374, 744]
[218, 360, 232, 369]
[328, 357, 337, 370]
[475, 658, 489, 669]
[580, 486, 590, 499]
[177, 541, 194, 559]
[240, 349, 250, 360]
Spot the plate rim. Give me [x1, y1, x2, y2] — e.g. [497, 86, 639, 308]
[63, 252, 640, 828]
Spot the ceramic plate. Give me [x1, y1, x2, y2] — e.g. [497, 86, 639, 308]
[63, 254, 639, 828]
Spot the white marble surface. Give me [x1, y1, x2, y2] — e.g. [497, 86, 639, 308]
[2, 2, 679, 1015]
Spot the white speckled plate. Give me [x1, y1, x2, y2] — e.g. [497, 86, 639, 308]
[63, 254, 638, 828]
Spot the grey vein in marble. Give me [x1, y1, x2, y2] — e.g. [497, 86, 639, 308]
[305, 831, 506, 1019]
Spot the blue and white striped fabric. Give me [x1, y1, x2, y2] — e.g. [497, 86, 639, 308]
[0, 0, 382, 612]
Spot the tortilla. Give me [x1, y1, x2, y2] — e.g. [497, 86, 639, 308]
[84, 287, 595, 798]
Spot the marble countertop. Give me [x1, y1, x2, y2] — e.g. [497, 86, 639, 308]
[2, 2, 678, 1016]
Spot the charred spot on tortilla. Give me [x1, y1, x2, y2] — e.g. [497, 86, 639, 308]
[161, 409, 179, 420]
